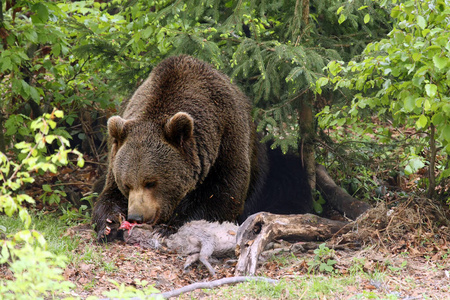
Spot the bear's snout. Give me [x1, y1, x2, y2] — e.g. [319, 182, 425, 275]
[127, 213, 143, 223]
[128, 188, 161, 224]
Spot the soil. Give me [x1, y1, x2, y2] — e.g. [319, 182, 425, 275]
[5, 159, 450, 299]
[62, 220, 450, 299]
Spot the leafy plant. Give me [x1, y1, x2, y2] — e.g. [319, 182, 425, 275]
[312, 190, 326, 214]
[0, 230, 75, 300]
[0, 110, 83, 299]
[307, 243, 337, 273]
[319, 0, 450, 198]
[59, 191, 97, 226]
[40, 184, 67, 206]
[387, 260, 408, 273]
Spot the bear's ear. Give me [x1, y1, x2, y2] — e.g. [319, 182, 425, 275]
[108, 116, 133, 144]
[164, 112, 194, 148]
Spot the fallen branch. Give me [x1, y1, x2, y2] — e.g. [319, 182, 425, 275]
[316, 164, 371, 220]
[235, 212, 349, 276]
[153, 276, 278, 299]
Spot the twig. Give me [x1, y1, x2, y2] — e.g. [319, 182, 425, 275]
[152, 276, 278, 299]
[69, 159, 107, 166]
[49, 182, 93, 187]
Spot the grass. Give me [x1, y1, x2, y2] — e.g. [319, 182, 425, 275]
[204, 273, 405, 300]
[208, 275, 352, 299]
[0, 210, 82, 256]
[0, 209, 122, 276]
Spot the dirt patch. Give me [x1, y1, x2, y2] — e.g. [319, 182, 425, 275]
[64, 196, 450, 299]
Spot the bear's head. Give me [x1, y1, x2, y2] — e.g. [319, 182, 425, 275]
[108, 112, 200, 224]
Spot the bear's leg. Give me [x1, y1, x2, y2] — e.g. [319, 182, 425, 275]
[92, 172, 128, 242]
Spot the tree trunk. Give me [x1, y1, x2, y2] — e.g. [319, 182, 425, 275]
[301, 0, 309, 30]
[316, 164, 371, 220]
[427, 123, 436, 199]
[297, 1, 315, 190]
[298, 95, 316, 191]
[235, 212, 349, 276]
[0, 110, 5, 153]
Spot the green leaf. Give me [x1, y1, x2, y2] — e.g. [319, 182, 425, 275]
[24, 30, 38, 43]
[21, 80, 31, 98]
[54, 110, 64, 118]
[52, 43, 61, 57]
[338, 14, 346, 24]
[441, 124, 450, 142]
[31, 3, 49, 24]
[425, 84, 437, 98]
[29, 87, 40, 103]
[336, 6, 344, 15]
[432, 112, 446, 125]
[403, 95, 416, 112]
[417, 15, 427, 30]
[42, 184, 52, 193]
[433, 54, 448, 70]
[405, 157, 425, 175]
[416, 115, 428, 129]
[364, 14, 370, 24]
[412, 52, 421, 62]
[77, 157, 85, 168]
[423, 99, 431, 111]
[1, 57, 12, 72]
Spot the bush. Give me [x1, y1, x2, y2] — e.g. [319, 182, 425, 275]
[0, 110, 82, 299]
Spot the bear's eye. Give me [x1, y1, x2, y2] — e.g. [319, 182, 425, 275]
[124, 184, 132, 191]
[144, 181, 157, 189]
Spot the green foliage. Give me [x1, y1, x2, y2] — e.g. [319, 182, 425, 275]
[0, 110, 83, 299]
[319, 0, 450, 193]
[1, 0, 391, 153]
[312, 190, 326, 214]
[307, 243, 337, 273]
[0, 110, 84, 227]
[0, 211, 81, 256]
[0, 230, 75, 300]
[387, 260, 408, 273]
[59, 193, 97, 226]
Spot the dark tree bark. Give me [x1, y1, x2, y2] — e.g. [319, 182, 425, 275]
[427, 123, 436, 199]
[0, 0, 5, 152]
[298, 96, 316, 191]
[316, 164, 371, 220]
[235, 212, 349, 276]
[297, 0, 315, 191]
[0, 111, 5, 153]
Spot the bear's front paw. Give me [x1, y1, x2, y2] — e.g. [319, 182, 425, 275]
[96, 215, 124, 242]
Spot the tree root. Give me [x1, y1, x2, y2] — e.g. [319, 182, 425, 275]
[235, 212, 349, 276]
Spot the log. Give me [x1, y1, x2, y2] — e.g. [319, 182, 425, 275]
[235, 212, 349, 276]
[316, 164, 371, 220]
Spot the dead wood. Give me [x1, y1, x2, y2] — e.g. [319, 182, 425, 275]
[151, 276, 278, 299]
[235, 212, 349, 276]
[316, 164, 371, 220]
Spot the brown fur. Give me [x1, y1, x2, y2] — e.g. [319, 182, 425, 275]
[92, 55, 266, 241]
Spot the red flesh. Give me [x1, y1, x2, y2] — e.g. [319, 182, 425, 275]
[118, 220, 138, 232]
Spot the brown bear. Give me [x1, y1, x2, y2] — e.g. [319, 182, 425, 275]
[92, 55, 312, 241]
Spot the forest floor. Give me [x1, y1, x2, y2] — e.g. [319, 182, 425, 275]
[3, 158, 450, 299]
[62, 220, 450, 299]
